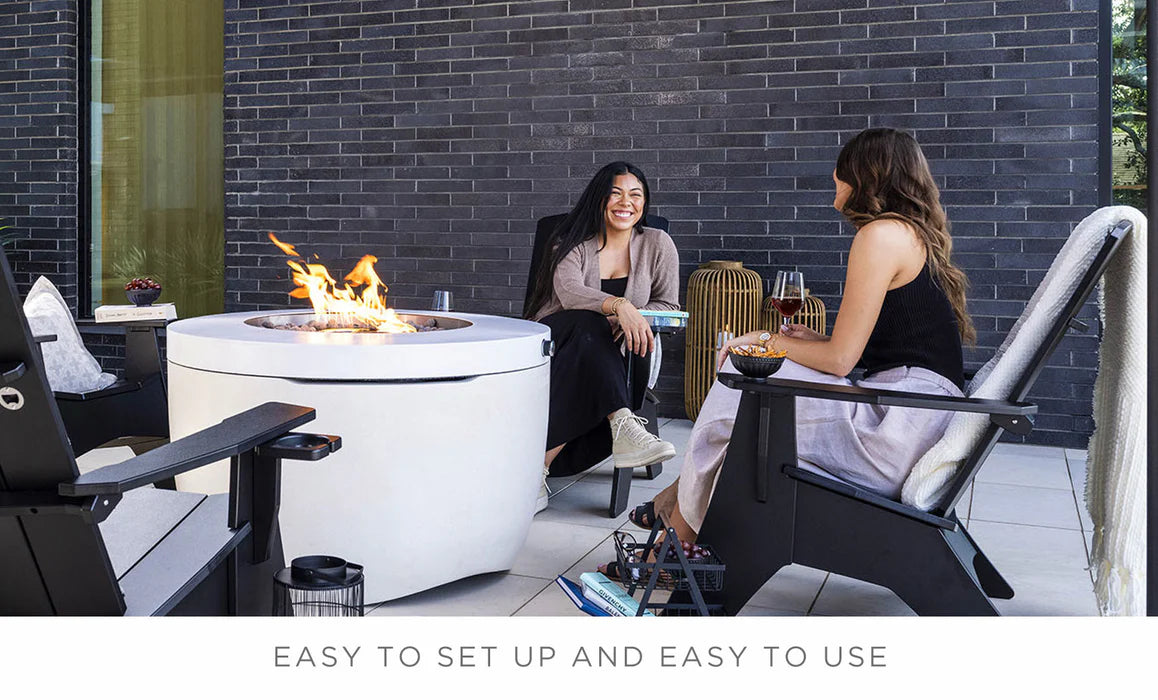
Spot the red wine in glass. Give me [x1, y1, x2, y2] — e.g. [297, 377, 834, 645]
[771, 297, 803, 318]
[771, 271, 805, 324]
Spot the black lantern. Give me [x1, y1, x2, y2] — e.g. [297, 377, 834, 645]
[273, 555, 365, 617]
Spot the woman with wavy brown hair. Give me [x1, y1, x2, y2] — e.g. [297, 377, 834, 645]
[604, 128, 973, 567]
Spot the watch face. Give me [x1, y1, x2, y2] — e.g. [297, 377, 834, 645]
[758, 332, 771, 343]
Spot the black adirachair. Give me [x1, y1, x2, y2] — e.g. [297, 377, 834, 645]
[671, 219, 1131, 616]
[0, 251, 341, 616]
[525, 213, 672, 518]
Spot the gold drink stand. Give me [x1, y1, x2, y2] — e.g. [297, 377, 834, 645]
[761, 290, 828, 336]
[683, 261, 762, 420]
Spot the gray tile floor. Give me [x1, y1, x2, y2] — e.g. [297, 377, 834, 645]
[361, 419, 1101, 617]
[79, 421, 1096, 616]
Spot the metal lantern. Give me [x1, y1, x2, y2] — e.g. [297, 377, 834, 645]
[273, 555, 365, 617]
[761, 289, 827, 336]
[684, 261, 763, 420]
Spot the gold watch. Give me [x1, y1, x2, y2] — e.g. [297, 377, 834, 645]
[758, 332, 772, 348]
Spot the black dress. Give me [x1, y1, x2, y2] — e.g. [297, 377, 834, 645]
[540, 277, 645, 477]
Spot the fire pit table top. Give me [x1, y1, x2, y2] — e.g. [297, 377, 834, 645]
[167, 310, 551, 381]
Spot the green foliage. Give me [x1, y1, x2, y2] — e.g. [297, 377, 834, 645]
[1112, 0, 1148, 208]
[0, 219, 23, 249]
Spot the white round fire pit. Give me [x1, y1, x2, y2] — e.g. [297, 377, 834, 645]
[167, 309, 550, 603]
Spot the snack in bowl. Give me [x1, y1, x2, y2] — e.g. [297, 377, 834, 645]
[124, 277, 162, 306]
[728, 344, 787, 378]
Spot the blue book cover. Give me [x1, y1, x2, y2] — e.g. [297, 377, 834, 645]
[554, 576, 611, 617]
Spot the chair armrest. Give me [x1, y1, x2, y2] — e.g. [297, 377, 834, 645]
[717, 373, 1036, 417]
[60, 402, 317, 496]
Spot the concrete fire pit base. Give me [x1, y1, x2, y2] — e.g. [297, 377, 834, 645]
[167, 310, 550, 603]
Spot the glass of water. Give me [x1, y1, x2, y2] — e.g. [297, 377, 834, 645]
[431, 290, 453, 312]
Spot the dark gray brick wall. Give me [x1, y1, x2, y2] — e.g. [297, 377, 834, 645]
[224, 0, 1102, 447]
[0, 0, 78, 308]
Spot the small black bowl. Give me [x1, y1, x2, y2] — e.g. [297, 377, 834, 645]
[728, 349, 786, 378]
[125, 287, 161, 307]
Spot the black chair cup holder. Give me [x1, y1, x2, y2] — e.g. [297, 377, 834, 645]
[256, 432, 342, 461]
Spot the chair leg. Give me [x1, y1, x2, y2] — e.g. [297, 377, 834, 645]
[954, 516, 1015, 599]
[637, 391, 662, 481]
[881, 526, 1001, 616]
[609, 466, 632, 518]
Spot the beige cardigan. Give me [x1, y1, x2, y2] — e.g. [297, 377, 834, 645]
[530, 226, 681, 322]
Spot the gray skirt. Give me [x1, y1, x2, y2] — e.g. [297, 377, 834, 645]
[676, 358, 963, 532]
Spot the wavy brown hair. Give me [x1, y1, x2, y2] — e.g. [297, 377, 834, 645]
[835, 127, 976, 345]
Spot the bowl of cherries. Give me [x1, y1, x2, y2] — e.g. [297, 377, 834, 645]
[124, 277, 162, 306]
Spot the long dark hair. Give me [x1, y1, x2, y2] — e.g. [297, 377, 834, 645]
[524, 161, 651, 319]
[835, 127, 976, 345]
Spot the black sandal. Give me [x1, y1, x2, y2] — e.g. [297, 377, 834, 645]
[628, 501, 658, 530]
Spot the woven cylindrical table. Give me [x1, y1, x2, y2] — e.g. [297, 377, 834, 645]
[761, 290, 827, 337]
[683, 261, 762, 420]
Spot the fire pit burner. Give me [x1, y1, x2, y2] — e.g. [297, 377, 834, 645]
[246, 312, 472, 334]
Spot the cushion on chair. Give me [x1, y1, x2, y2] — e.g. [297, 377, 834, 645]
[900, 206, 1147, 511]
[22, 276, 116, 394]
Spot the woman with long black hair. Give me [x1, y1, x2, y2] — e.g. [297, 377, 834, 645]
[525, 161, 681, 511]
[611, 128, 973, 560]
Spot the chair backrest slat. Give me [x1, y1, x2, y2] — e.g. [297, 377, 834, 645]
[930, 220, 1132, 517]
[0, 253, 124, 614]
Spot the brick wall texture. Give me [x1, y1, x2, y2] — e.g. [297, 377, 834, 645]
[2, 1, 1104, 448]
[0, 0, 78, 308]
[224, 0, 1102, 447]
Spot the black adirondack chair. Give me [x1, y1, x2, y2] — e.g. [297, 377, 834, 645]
[1, 251, 341, 615]
[525, 213, 672, 517]
[53, 318, 170, 458]
[676, 219, 1131, 616]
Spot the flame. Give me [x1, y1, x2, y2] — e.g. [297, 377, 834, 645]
[269, 233, 415, 333]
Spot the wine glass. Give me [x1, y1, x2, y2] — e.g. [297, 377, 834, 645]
[770, 271, 804, 325]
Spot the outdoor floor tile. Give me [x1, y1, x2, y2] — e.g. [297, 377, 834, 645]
[969, 482, 1083, 531]
[809, 574, 916, 617]
[1067, 458, 1094, 532]
[514, 581, 589, 617]
[511, 519, 617, 580]
[974, 445, 1073, 490]
[966, 521, 1098, 616]
[368, 572, 551, 616]
[534, 478, 663, 528]
[745, 565, 827, 614]
[75, 445, 137, 474]
[736, 605, 806, 617]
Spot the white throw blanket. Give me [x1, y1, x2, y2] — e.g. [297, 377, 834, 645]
[1085, 209, 1147, 616]
[900, 206, 1147, 615]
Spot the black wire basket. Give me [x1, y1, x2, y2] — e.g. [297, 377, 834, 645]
[273, 555, 365, 617]
[612, 530, 725, 593]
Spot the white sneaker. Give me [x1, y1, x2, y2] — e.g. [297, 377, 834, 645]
[535, 465, 551, 513]
[609, 408, 676, 469]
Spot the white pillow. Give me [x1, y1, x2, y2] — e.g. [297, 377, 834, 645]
[22, 276, 116, 394]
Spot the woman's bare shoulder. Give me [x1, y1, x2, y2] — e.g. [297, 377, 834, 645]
[853, 217, 921, 253]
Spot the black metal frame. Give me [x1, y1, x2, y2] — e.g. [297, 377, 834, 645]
[526, 213, 672, 517]
[1, 250, 340, 615]
[671, 221, 1131, 615]
[77, 1, 93, 316]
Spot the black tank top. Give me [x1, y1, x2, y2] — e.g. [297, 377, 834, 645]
[601, 277, 628, 297]
[860, 264, 965, 390]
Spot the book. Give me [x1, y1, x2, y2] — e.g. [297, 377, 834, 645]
[94, 303, 177, 323]
[638, 309, 688, 329]
[579, 572, 654, 617]
[554, 576, 610, 617]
